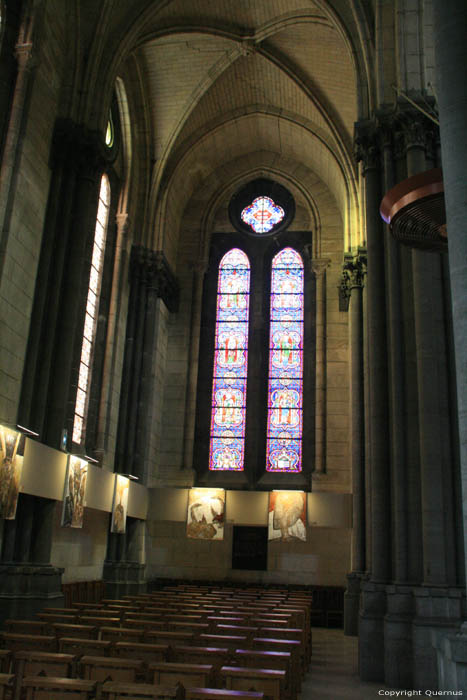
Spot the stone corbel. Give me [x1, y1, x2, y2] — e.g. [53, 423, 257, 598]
[130, 246, 180, 313]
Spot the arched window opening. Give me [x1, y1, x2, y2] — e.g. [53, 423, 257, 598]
[72, 174, 111, 445]
[209, 249, 250, 471]
[266, 247, 304, 472]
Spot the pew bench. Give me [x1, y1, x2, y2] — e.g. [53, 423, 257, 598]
[20, 676, 97, 700]
[0, 674, 13, 700]
[0, 633, 56, 653]
[220, 666, 286, 700]
[186, 690, 264, 700]
[58, 637, 112, 657]
[148, 661, 214, 688]
[79, 655, 145, 683]
[4, 621, 49, 636]
[101, 681, 184, 700]
[100, 627, 145, 643]
[112, 641, 168, 663]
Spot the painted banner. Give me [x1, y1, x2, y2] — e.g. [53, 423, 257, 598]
[111, 474, 129, 534]
[61, 455, 88, 528]
[0, 426, 24, 520]
[268, 490, 306, 541]
[187, 487, 225, 540]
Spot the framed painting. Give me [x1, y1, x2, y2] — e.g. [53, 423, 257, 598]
[268, 490, 306, 541]
[187, 487, 225, 540]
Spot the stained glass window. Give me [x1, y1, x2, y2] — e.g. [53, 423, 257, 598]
[72, 175, 110, 445]
[241, 196, 285, 234]
[209, 249, 250, 471]
[266, 247, 304, 472]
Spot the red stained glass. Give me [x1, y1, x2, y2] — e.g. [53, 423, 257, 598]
[209, 249, 250, 470]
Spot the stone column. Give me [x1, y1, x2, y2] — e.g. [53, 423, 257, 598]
[115, 247, 179, 481]
[342, 250, 366, 636]
[355, 122, 390, 681]
[311, 259, 330, 475]
[432, 0, 467, 690]
[378, 115, 414, 689]
[183, 262, 207, 473]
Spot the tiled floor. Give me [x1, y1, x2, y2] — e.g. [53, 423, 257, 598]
[300, 628, 431, 699]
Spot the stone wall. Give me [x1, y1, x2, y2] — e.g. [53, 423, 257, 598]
[50, 502, 109, 583]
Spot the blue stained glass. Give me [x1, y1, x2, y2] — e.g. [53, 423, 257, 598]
[209, 249, 250, 470]
[266, 248, 304, 472]
[241, 196, 285, 234]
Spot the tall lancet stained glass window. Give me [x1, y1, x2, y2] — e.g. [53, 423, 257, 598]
[266, 248, 304, 472]
[72, 175, 110, 445]
[209, 249, 250, 471]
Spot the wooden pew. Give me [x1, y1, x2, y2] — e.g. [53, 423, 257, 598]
[101, 681, 184, 700]
[79, 655, 145, 683]
[12, 651, 76, 700]
[100, 627, 145, 644]
[0, 674, 13, 700]
[58, 637, 113, 657]
[37, 613, 78, 625]
[251, 638, 302, 684]
[4, 621, 49, 636]
[198, 635, 247, 652]
[52, 625, 98, 640]
[232, 650, 294, 700]
[0, 651, 10, 673]
[186, 691, 264, 700]
[0, 633, 57, 653]
[220, 666, 286, 700]
[78, 615, 120, 628]
[21, 676, 97, 699]
[112, 642, 168, 663]
[145, 631, 195, 646]
[169, 646, 229, 685]
[148, 661, 214, 688]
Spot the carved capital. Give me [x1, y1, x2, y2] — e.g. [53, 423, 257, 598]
[311, 258, 330, 278]
[338, 249, 367, 311]
[354, 121, 380, 172]
[394, 107, 438, 157]
[130, 246, 180, 312]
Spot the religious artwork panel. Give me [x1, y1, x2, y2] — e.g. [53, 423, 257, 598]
[209, 249, 250, 471]
[111, 475, 129, 534]
[268, 490, 306, 541]
[266, 248, 304, 472]
[61, 455, 88, 528]
[0, 426, 25, 520]
[187, 487, 225, 540]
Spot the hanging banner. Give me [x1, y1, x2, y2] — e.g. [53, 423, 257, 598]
[111, 474, 129, 534]
[187, 487, 225, 540]
[61, 455, 88, 528]
[0, 425, 25, 520]
[268, 490, 306, 541]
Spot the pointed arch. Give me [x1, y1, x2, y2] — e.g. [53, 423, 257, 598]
[209, 248, 250, 471]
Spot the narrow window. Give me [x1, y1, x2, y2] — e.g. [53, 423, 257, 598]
[209, 249, 250, 471]
[266, 247, 304, 472]
[72, 175, 110, 445]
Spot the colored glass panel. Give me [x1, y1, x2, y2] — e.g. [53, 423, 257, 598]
[266, 248, 304, 472]
[209, 249, 250, 470]
[241, 196, 285, 234]
[72, 175, 110, 445]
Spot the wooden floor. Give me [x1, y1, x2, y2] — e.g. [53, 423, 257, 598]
[301, 628, 432, 699]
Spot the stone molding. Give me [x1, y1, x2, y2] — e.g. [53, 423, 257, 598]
[130, 246, 180, 313]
